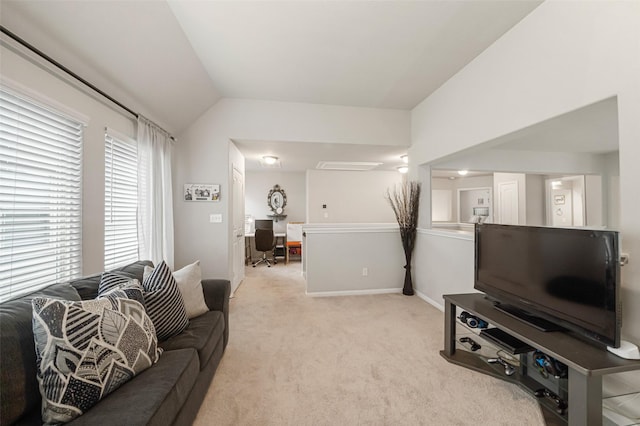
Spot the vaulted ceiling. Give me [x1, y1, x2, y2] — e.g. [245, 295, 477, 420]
[1, 0, 542, 134]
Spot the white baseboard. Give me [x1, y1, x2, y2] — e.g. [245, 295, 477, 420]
[415, 289, 444, 312]
[306, 288, 402, 297]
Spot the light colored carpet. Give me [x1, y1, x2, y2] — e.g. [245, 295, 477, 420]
[195, 263, 545, 426]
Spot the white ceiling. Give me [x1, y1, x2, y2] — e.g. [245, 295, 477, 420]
[168, 0, 541, 110]
[1, 0, 542, 170]
[0, 0, 220, 133]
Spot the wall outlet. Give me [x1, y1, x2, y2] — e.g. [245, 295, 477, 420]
[362, 267, 368, 276]
[209, 213, 223, 223]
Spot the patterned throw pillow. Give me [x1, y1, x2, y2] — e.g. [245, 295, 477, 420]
[32, 296, 162, 424]
[142, 260, 189, 341]
[98, 273, 145, 307]
[144, 260, 208, 319]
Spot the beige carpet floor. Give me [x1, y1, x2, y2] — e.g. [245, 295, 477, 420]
[194, 263, 545, 426]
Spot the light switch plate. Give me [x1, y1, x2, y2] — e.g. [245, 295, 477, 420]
[209, 214, 223, 223]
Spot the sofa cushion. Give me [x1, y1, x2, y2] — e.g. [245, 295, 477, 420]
[68, 273, 102, 301]
[67, 348, 199, 426]
[142, 261, 189, 341]
[1, 283, 81, 425]
[32, 296, 161, 424]
[159, 310, 224, 370]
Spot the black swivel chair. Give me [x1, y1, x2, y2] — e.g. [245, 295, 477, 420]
[253, 228, 276, 267]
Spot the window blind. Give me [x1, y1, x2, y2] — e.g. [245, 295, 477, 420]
[0, 88, 83, 302]
[104, 132, 138, 270]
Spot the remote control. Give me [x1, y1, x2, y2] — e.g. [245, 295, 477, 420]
[459, 336, 481, 351]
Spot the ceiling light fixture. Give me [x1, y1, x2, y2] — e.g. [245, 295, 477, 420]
[262, 156, 278, 165]
[397, 166, 409, 174]
[458, 170, 469, 176]
[401, 155, 408, 164]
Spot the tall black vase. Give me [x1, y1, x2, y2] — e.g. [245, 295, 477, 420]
[403, 262, 414, 296]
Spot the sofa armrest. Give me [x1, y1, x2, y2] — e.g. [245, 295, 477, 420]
[201, 279, 230, 348]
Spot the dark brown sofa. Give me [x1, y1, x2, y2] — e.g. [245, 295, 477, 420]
[1, 260, 230, 426]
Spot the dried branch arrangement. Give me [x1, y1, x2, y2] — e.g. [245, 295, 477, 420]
[386, 180, 421, 295]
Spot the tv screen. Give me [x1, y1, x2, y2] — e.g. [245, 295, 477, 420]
[474, 224, 621, 348]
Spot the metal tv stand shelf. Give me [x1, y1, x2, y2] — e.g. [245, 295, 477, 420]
[441, 293, 640, 426]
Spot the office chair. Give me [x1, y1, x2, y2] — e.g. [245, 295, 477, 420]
[253, 228, 276, 267]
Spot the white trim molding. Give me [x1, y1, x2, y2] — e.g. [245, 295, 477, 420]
[303, 223, 399, 234]
[306, 288, 402, 297]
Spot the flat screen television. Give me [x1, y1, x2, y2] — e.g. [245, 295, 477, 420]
[474, 223, 621, 348]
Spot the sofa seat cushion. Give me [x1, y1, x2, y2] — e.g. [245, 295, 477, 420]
[159, 311, 224, 370]
[0, 283, 81, 426]
[68, 348, 199, 426]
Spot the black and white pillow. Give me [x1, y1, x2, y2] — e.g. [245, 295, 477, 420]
[142, 260, 189, 341]
[32, 296, 161, 424]
[98, 272, 145, 307]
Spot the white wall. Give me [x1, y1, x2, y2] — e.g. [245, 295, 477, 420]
[306, 170, 402, 223]
[413, 230, 475, 309]
[245, 171, 306, 234]
[174, 99, 410, 280]
[304, 224, 405, 295]
[1, 45, 135, 275]
[411, 1, 640, 345]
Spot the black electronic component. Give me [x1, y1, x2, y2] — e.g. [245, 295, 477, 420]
[532, 350, 568, 379]
[458, 311, 488, 329]
[480, 327, 534, 354]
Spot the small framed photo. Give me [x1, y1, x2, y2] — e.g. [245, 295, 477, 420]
[184, 183, 220, 202]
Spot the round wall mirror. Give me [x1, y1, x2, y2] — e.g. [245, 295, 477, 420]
[267, 184, 287, 214]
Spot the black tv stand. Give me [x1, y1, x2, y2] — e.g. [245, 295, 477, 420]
[441, 293, 640, 426]
[493, 302, 566, 332]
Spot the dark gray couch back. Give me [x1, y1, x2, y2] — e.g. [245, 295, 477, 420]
[0, 260, 153, 425]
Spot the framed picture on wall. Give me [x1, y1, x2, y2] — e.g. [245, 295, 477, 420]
[184, 183, 220, 202]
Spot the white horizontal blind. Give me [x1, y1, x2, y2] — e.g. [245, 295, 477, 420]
[0, 88, 83, 302]
[104, 132, 138, 270]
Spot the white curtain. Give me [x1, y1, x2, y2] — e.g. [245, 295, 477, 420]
[137, 115, 175, 268]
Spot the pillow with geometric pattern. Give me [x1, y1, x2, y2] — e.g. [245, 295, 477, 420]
[32, 296, 162, 424]
[141, 260, 189, 341]
[98, 273, 145, 307]
[144, 260, 208, 319]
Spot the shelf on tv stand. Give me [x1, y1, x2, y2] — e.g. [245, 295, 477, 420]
[441, 293, 640, 426]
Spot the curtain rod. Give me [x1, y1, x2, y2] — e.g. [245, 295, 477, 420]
[1, 25, 174, 139]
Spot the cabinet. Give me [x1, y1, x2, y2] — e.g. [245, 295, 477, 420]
[442, 293, 640, 426]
